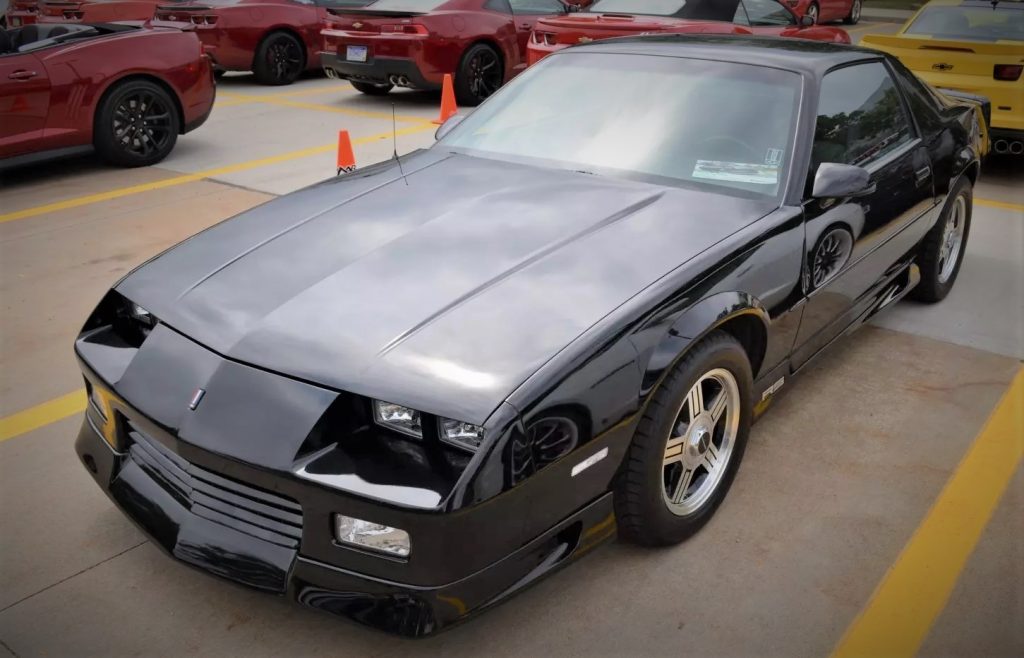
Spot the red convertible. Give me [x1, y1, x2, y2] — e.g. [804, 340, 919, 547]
[1, 22, 215, 168]
[528, 0, 850, 65]
[321, 0, 585, 105]
[152, 0, 368, 85]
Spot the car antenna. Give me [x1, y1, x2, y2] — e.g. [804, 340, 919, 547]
[393, 103, 408, 186]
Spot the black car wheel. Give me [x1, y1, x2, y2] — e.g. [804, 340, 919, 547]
[94, 79, 179, 167]
[351, 81, 394, 96]
[454, 43, 502, 106]
[253, 31, 305, 86]
[843, 0, 862, 24]
[911, 176, 973, 303]
[615, 331, 753, 546]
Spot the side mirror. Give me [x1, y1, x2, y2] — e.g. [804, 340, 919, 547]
[812, 163, 876, 199]
[800, 14, 815, 27]
[560, 0, 580, 13]
[434, 113, 465, 141]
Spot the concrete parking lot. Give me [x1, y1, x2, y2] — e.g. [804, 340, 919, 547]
[1, 23, 1022, 657]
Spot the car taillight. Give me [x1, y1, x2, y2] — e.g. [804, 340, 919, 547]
[993, 64, 1023, 81]
[190, 14, 218, 25]
[532, 31, 556, 45]
[380, 23, 428, 35]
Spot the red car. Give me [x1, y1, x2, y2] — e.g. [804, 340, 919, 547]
[782, 0, 860, 24]
[151, 0, 367, 85]
[320, 0, 585, 106]
[5, 1, 41, 26]
[528, 0, 850, 65]
[1, 22, 215, 167]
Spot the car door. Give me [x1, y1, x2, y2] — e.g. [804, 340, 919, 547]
[508, 0, 566, 71]
[0, 49, 51, 158]
[791, 60, 937, 369]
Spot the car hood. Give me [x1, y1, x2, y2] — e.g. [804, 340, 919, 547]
[117, 151, 775, 423]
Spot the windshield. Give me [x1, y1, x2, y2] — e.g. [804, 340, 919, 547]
[904, 5, 1024, 41]
[587, 0, 741, 20]
[438, 52, 801, 199]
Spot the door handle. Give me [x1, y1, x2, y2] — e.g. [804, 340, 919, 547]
[8, 70, 38, 80]
[914, 165, 931, 184]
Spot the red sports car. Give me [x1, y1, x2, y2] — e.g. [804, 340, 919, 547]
[5, 1, 41, 26]
[151, 0, 367, 85]
[782, 0, 860, 24]
[528, 0, 850, 65]
[320, 0, 586, 106]
[0, 22, 215, 167]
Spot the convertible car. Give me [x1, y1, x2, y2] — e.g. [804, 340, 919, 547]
[320, 0, 583, 105]
[149, 0, 367, 85]
[861, 0, 1023, 156]
[1, 22, 214, 167]
[527, 0, 850, 64]
[74, 36, 980, 636]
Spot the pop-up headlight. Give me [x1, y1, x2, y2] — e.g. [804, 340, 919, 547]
[372, 400, 422, 438]
[439, 418, 485, 451]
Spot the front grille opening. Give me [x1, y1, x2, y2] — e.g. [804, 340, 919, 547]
[126, 423, 304, 548]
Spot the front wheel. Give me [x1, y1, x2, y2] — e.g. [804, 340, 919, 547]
[910, 176, 972, 303]
[843, 0, 862, 24]
[350, 81, 394, 96]
[615, 331, 753, 546]
[454, 43, 502, 106]
[94, 79, 179, 167]
[253, 31, 305, 86]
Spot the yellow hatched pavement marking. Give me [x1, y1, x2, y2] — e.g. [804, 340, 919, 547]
[975, 198, 1024, 213]
[0, 123, 435, 224]
[831, 367, 1024, 658]
[0, 390, 87, 442]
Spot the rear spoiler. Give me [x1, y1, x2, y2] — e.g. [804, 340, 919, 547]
[326, 8, 426, 17]
[937, 88, 992, 128]
[155, 4, 213, 11]
[860, 34, 1024, 57]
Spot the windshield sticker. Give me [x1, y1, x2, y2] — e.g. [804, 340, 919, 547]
[765, 148, 784, 166]
[693, 160, 779, 185]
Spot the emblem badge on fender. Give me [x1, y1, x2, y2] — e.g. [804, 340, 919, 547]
[932, 63, 953, 71]
[353, 21, 363, 28]
[189, 388, 206, 411]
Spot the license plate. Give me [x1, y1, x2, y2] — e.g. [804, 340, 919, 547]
[346, 45, 368, 63]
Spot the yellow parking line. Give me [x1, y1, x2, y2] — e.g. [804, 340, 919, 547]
[975, 198, 1024, 213]
[0, 390, 86, 443]
[831, 367, 1024, 658]
[0, 123, 435, 224]
[215, 84, 356, 108]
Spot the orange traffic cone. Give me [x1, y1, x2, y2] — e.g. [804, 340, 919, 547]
[433, 74, 457, 125]
[336, 130, 355, 175]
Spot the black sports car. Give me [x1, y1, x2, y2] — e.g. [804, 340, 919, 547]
[74, 36, 981, 636]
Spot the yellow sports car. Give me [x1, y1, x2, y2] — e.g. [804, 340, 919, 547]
[862, 0, 1023, 156]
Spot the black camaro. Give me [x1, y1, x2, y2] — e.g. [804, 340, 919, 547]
[74, 36, 981, 636]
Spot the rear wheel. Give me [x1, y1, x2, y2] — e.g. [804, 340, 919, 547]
[911, 176, 972, 303]
[350, 81, 394, 96]
[843, 0, 862, 24]
[253, 31, 305, 86]
[94, 79, 179, 167]
[454, 43, 502, 106]
[615, 331, 753, 546]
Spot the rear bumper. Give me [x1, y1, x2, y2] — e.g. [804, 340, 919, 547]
[320, 51, 437, 90]
[74, 397, 616, 636]
[989, 128, 1024, 154]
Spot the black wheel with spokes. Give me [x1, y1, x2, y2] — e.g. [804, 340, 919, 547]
[454, 43, 502, 106]
[253, 31, 305, 86]
[94, 79, 179, 167]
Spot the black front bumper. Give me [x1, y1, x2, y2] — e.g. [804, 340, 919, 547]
[75, 419, 616, 636]
[320, 52, 438, 91]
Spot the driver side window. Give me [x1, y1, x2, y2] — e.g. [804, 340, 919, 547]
[737, 0, 797, 26]
[509, 0, 565, 14]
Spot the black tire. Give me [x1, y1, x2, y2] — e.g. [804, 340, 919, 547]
[910, 175, 973, 303]
[615, 331, 753, 547]
[454, 42, 502, 107]
[350, 80, 394, 96]
[806, 1, 820, 24]
[94, 79, 180, 168]
[213, 69, 226, 80]
[252, 31, 305, 86]
[843, 0, 862, 24]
